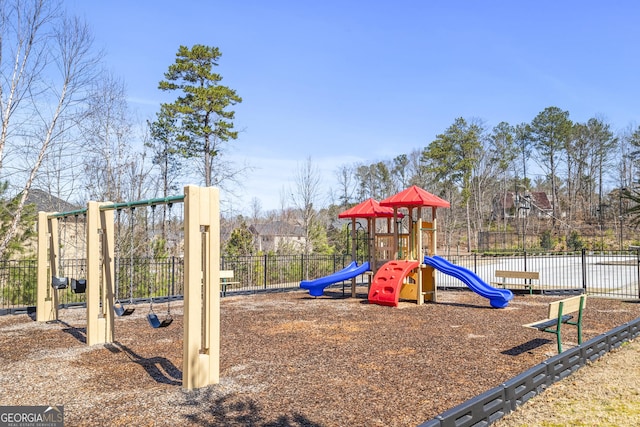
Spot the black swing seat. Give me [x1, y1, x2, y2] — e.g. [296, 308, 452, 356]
[147, 313, 173, 328]
[114, 303, 135, 317]
[51, 276, 68, 289]
[71, 278, 86, 294]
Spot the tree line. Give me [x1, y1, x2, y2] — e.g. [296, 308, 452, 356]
[319, 107, 637, 254]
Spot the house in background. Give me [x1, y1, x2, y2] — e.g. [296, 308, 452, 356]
[492, 191, 554, 220]
[8, 189, 81, 256]
[249, 221, 308, 253]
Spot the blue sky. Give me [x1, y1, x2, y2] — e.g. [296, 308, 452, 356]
[67, 1, 640, 212]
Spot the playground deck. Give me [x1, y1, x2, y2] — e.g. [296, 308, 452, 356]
[1, 288, 639, 426]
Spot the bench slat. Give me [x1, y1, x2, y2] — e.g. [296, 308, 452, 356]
[523, 314, 573, 331]
[220, 270, 234, 279]
[490, 282, 541, 289]
[547, 295, 585, 318]
[495, 270, 539, 280]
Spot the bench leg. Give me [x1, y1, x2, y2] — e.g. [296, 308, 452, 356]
[556, 326, 562, 353]
[577, 322, 582, 345]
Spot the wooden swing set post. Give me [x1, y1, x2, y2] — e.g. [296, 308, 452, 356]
[85, 201, 115, 346]
[183, 185, 220, 390]
[36, 212, 69, 322]
[36, 212, 55, 322]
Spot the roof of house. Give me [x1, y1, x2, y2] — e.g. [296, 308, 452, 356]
[495, 191, 552, 211]
[530, 191, 553, 210]
[25, 189, 79, 213]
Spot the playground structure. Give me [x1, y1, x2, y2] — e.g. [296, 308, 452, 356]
[301, 185, 513, 308]
[35, 185, 221, 390]
[367, 185, 450, 307]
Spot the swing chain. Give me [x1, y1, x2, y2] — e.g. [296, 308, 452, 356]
[115, 209, 121, 301]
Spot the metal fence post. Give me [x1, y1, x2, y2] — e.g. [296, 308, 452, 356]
[581, 248, 587, 291]
[637, 249, 640, 299]
[263, 254, 268, 289]
[524, 250, 527, 271]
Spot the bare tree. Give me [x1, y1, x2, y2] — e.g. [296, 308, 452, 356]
[79, 72, 140, 202]
[618, 125, 637, 190]
[80, 73, 155, 202]
[0, 1, 101, 257]
[290, 157, 322, 257]
[249, 197, 262, 224]
[334, 164, 357, 208]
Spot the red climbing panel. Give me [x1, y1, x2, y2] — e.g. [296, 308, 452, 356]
[368, 260, 420, 307]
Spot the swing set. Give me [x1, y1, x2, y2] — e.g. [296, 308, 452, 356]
[46, 210, 88, 322]
[36, 185, 222, 390]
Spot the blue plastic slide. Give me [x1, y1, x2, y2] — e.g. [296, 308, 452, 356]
[300, 261, 370, 297]
[423, 256, 513, 308]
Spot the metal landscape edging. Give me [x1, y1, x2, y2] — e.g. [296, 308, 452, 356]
[418, 316, 640, 427]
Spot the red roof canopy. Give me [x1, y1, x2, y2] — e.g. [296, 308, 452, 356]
[379, 185, 450, 208]
[338, 198, 401, 219]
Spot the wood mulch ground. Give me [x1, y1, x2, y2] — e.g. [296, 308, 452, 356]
[1, 287, 639, 426]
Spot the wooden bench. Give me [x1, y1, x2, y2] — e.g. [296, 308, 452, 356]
[220, 270, 240, 296]
[491, 270, 540, 294]
[523, 294, 586, 353]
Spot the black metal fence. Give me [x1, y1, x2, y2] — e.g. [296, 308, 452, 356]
[440, 249, 640, 299]
[0, 260, 38, 311]
[1, 250, 639, 314]
[0, 254, 352, 314]
[221, 254, 352, 293]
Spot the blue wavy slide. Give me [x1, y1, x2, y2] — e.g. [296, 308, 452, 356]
[300, 261, 370, 297]
[423, 256, 513, 308]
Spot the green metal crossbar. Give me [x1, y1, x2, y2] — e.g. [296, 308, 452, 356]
[99, 194, 185, 211]
[46, 195, 185, 219]
[48, 208, 88, 219]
